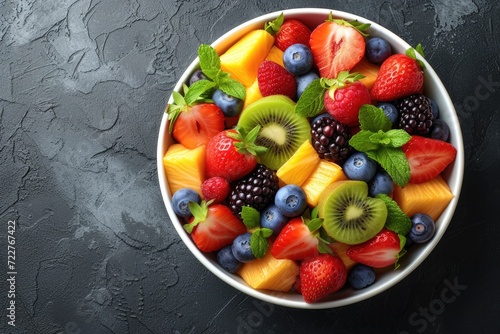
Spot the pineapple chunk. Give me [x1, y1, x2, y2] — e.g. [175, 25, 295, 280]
[352, 58, 380, 90]
[163, 144, 206, 196]
[393, 175, 454, 221]
[220, 30, 275, 87]
[265, 45, 285, 67]
[329, 242, 357, 271]
[238, 248, 299, 292]
[301, 160, 347, 207]
[243, 78, 263, 110]
[276, 140, 320, 186]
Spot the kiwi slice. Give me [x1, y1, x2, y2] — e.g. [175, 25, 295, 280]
[318, 180, 387, 244]
[237, 95, 311, 170]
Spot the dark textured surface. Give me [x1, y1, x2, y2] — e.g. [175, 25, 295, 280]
[1, 1, 499, 333]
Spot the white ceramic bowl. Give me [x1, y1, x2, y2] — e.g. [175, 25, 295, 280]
[157, 8, 464, 309]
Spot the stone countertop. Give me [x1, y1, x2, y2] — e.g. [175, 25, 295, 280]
[1, 1, 499, 333]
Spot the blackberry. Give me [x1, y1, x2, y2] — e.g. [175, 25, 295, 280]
[228, 164, 279, 218]
[310, 114, 352, 164]
[397, 94, 434, 135]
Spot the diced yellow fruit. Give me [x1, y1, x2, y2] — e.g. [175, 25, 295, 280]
[265, 46, 285, 67]
[301, 160, 347, 207]
[276, 140, 320, 186]
[329, 242, 357, 271]
[393, 175, 454, 221]
[220, 30, 275, 87]
[352, 58, 380, 90]
[163, 144, 206, 197]
[243, 78, 263, 110]
[238, 248, 299, 292]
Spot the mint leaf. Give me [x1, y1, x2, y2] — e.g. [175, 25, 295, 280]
[241, 206, 261, 230]
[198, 44, 221, 79]
[369, 130, 391, 146]
[349, 130, 380, 152]
[384, 129, 412, 147]
[218, 77, 246, 100]
[250, 228, 272, 258]
[366, 147, 411, 187]
[295, 79, 326, 117]
[376, 194, 412, 235]
[359, 105, 392, 132]
[184, 79, 217, 105]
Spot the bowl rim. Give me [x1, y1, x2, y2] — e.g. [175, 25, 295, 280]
[157, 8, 464, 309]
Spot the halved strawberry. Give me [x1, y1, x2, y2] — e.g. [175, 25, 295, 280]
[168, 102, 225, 149]
[271, 215, 329, 261]
[184, 201, 246, 253]
[346, 228, 405, 268]
[309, 18, 366, 79]
[402, 135, 457, 184]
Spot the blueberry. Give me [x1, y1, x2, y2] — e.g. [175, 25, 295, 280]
[188, 69, 207, 86]
[212, 89, 244, 117]
[296, 71, 319, 98]
[274, 184, 307, 217]
[171, 188, 201, 217]
[368, 170, 394, 197]
[430, 119, 450, 142]
[366, 37, 392, 64]
[429, 98, 439, 119]
[260, 204, 288, 235]
[409, 213, 435, 243]
[231, 233, 255, 263]
[343, 152, 377, 182]
[217, 245, 241, 273]
[348, 264, 376, 289]
[283, 44, 314, 76]
[376, 102, 398, 126]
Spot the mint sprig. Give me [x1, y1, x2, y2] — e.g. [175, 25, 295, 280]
[349, 105, 411, 186]
[241, 206, 272, 259]
[197, 44, 246, 100]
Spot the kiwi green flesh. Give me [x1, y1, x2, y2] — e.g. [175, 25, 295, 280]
[237, 95, 311, 171]
[319, 180, 387, 245]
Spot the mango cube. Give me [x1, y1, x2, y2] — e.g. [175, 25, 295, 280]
[301, 160, 347, 207]
[276, 140, 320, 186]
[163, 144, 206, 196]
[238, 248, 299, 292]
[393, 175, 454, 221]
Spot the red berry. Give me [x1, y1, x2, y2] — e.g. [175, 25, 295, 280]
[346, 229, 404, 268]
[271, 218, 320, 261]
[324, 81, 372, 127]
[402, 135, 457, 184]
[371, 53, 424, 101]
[299, 253, 347, 303]
[310, 20, 366, 79]
[275, 19, 311, 51]
[201, 177, 230, 203]
[257, 60, 296, 99]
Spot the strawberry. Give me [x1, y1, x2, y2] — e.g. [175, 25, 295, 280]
[370, 46, 426, 101]
[271, 217, 321, 261]
[257, 60, 296, 99]
[205, 126, 267, 182]
[299, 253, 347, 303]
[184, 201, 246, 253]
[167, 91, 225, 149]
[201, 176, 230, 203]
[402, 135, 457, 184]
[274, 19, 311, 51]
[309, 18, 366, 79]
[323, 72, 372, 127]
[346, 228, 405, 268]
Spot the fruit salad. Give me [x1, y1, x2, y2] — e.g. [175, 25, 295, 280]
[161, 12, 458, 304]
